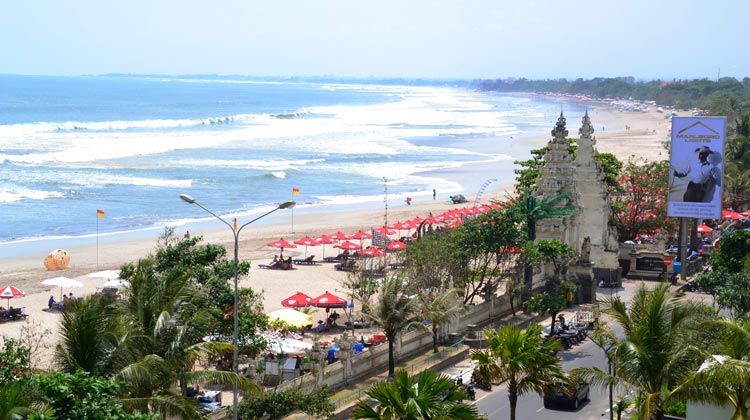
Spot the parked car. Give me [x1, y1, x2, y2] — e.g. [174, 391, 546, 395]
[543, 381, 590, 410]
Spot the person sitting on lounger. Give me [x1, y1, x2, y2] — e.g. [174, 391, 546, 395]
[48, 295, 56, 309]
[269, 255, 282, 269]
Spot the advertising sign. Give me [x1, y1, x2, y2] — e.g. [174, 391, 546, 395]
[667, 117, 726, 219]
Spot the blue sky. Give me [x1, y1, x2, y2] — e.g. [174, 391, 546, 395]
[2, 0, 749, 80]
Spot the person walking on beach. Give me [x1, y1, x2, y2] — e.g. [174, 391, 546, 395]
[432, 189, 436, 200]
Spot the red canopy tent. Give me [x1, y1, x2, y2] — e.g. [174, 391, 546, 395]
[281, 291, 313, 308]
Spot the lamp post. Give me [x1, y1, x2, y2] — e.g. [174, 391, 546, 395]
[180, 194, 294, 420]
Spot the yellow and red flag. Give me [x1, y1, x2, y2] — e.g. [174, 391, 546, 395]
[292, 187, 300, 195]
[97, 209, 105, 218]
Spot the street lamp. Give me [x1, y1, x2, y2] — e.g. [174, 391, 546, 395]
[179, 194, 294, 420]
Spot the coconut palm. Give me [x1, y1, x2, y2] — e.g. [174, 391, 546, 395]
[364, 275, 423, 377]
[470, 323, 564, 420]
[503, 189, 577, 294]
[574, 283, 704, 420]
[419, 289, 465, 353]
[56, 257, 259, 419]
[674, 318, 750, 420]
[352, 369, 484, 420]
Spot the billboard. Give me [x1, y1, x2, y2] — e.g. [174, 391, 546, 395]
[667, 116, 726, 219]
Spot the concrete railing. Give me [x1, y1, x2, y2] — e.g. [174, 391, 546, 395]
[274, 296, 513, 397]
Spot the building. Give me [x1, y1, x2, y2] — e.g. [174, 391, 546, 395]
[533, 111, 621, 302]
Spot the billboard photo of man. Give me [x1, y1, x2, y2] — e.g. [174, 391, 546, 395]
[667, 117, 726, 219]
[672, 145, 721, 202]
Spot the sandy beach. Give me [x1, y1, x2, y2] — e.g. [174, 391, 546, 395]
[0, 101, 672, 368]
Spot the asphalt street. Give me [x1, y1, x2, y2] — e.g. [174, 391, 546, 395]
[447, 283, 641, 420]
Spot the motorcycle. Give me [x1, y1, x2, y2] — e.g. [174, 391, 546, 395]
[471, 370, 492, 391]
[464, 384, 476, 400]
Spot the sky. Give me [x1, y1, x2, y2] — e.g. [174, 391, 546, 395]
[2, 0, 749, 81]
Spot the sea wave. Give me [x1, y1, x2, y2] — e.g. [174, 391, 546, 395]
[0, 188, 65, 203]
[0, 110, 307, 136]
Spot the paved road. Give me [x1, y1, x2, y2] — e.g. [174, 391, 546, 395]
[474, 334, 611, 420]
[462, 284, 641, 420]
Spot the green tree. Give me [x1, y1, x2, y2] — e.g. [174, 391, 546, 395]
[0, 338, 37, 419]
[575, 284, 705, 420]
[451, 208, 526, 305]
[352, 369, 484, 420]
[29, 370, 155, 420]
[594, 152, 624, 193]
[503, 190, 577, 294]
[364, 276, 423, 377]
[610, 158, 674, 242]
[675, 318, 750, 420]
[237, 386, 334, 420]
[697, 230, 750, 317]
[470, 324, 564, 420]
[56, 256, 258, 419]
[418, 289, 465, 353]
[402, 228, 467, 298]
[523, 239, 578, 333]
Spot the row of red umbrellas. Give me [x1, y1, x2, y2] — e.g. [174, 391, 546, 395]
[281, 290, 347, 309]
[267, 203, 499, 257]
[267, 236, 408, 255]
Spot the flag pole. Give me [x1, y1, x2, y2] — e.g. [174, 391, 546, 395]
[96, 212, 99, 267]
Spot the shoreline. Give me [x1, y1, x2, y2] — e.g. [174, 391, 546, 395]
[0, 100, 671, 368]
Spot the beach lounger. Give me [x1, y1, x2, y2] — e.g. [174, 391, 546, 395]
[334, 260, 357, 272]
[293, 255, 317, 265]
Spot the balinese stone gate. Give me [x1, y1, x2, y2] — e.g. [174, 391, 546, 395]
[533, 111, 620, 302]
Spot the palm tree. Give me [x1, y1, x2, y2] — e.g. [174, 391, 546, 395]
[503, 189, 577, 294]
[56, 257, 259, 419]
[352, 369, 484, 420]
[418, 289, 465, 353]
[574, 283, 704, 420]
[470, 323, 564, 420]
[674, 318, 750, 420]
[364, 275, 423, 377]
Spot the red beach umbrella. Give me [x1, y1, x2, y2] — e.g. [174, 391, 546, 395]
[722, 209, 743, 220]
[310, 291, 348, 308]
[386, 240, 407, 251]
[0, 285, 26, 309]
[281, 291, 313, 308]
[268, 238, 297, 252]
[349, 230, 373, 240]
[329, 231, 350, 241]
[334, 241, 362, 251]
[696, 224, 713, 233]
[373, 226, 396, 235]
[315, 234, 337, 258]
[360, 247, 386, 257]
[388, 221, 409, 230]
[293, 236, 321, 258]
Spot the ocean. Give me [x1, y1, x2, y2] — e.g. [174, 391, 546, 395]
[0, 74, 586, 258]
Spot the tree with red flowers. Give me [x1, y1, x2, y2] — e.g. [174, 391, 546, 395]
[610, 158, 677, 242]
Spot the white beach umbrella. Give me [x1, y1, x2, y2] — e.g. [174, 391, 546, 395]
[89, 270, 121, 280]
[41, 276, 84, 300]
[102, 279, 131, 289]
